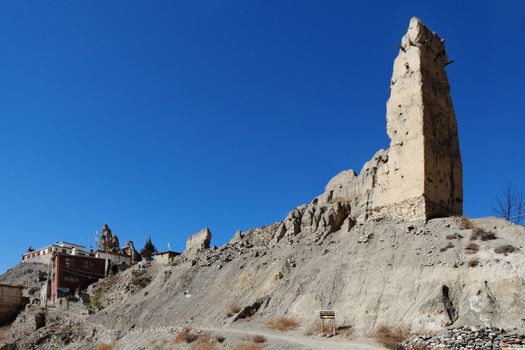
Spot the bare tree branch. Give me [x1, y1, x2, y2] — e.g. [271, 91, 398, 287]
[493, 183, 525, 225]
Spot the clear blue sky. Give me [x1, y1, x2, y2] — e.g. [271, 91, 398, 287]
[1, 1, 524, 274]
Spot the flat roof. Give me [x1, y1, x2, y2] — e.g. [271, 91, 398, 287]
[56, 241, 85, 248]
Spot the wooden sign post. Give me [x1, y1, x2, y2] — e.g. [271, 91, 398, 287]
[320, 310, 336, 337]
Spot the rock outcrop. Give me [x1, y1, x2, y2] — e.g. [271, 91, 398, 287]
[281, 17, 462, 225]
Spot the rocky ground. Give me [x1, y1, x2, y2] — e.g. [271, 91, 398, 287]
[1, 215, 525, 349]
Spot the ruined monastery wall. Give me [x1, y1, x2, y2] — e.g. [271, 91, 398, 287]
[310, 17, 462, 224]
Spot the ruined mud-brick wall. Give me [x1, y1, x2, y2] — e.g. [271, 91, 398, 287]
[313, 17, 462, 223]
[379, 17, 462, 220]
[0, 284, 26, 324]
[185, 228, 212, 255]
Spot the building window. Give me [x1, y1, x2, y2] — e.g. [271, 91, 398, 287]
[64, 272, 79, 283]
[83, 260, 95, 271]
[64, 257, 76, 268]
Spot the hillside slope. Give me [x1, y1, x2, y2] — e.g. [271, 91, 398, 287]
[89, 216, 525, 336]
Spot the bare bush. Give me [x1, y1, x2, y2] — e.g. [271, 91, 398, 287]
[467, 259, 479, 267]
[470, 228, 497, 241]
[174, 327, 198, 344]
[439, 242, 454, 252]
[267, 317, 299, 331]
[252, 335, 266, 343]
[227, 301, 242, 317]
[446, 233, 463, 240]
[495, 244, 518, 255]
[464, 242, 479, 254]
[372, 325, 410, 350]
[493, 183, 524, 225]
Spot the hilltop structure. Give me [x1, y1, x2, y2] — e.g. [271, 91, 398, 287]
[276, 18, 463, 239]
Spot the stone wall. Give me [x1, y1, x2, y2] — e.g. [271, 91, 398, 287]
[0, 284, 26, 324]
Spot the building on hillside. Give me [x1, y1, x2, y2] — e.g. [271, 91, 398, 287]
[50, 253, 105, 303]
[153, 250, 180, 264]
[22, 242, 88, 264]
[95, 250, 132, 267]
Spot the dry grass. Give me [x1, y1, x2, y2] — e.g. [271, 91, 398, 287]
[372, 325, 410, 350]
[458, 217, 475, 230]
[495, 244, 518, 255]
[91, 344, 113, 350]
[193, 341, 217, 350]
[192, 333, 216, 350]
[252, 335, 266, 343]
[267, 317, 299, 331]
[231, 343, 262, 350]
[174, 327, 198, 344]
[304, 321, 321, 336]
[464, 242, 479, 254]
[227, 301, 242, 317]
[336, 325, 354, 339]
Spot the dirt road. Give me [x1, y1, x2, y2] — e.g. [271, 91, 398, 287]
[204, 326, 387, 350]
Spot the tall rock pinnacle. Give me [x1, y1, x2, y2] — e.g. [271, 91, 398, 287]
[383, 17, 463, 220]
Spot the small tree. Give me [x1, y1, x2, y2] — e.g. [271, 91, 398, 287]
[140, 236, 157, 260]
[493, 183, 524, 225]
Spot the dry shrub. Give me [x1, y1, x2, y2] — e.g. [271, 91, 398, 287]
[192, 333, 216, 350]
[227, 301, 242, 317]
[464, 242, 479, 254]
[215, 335, 225, 343]
[92, 344, 113, 350]
[470, 228, 497, 241]
[267, 317, 299, 331]
[458, 217, 475, 230]
[446, 233, 462, 240]
[252, 335, 266, 343]
[439, 242, 454, 252]
[230, 301, 242, 313]
[193, 342, 216, 350]
[231, 343, 261, 350]
[304, 321, 321, 336]
[336, 325, 354, 339]
[467, 258, 479, 267]
[495, 244, 518, 255]
[372, 325, 410, 350]
[174, 327, 198, 344]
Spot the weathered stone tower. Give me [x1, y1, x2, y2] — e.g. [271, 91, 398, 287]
[309, 17, 463, 223]
[381, 17, 463, 220]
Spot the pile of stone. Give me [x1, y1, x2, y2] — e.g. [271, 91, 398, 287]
[404, 326, 525, 350]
